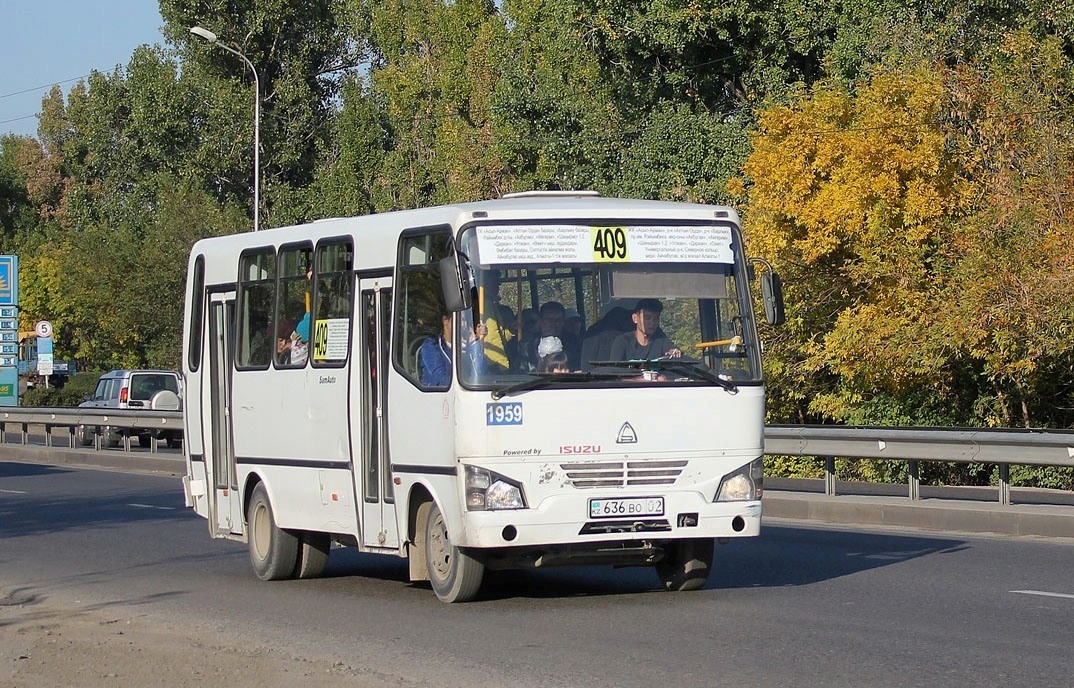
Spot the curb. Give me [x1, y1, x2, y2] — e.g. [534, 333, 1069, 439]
[763, 490, 1074, 539]
[0, 445, 184, 475]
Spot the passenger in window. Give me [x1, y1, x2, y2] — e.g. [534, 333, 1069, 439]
[288, 312, 311, 366]
[536, 336, 570, 374]
[581, 305, 633, 369]
[564, 308, 583, 340]
[478, 272, 516, 373]
[519, 308, 539, 342]
[609, 298, 682, 361]
[420, 312, 453, 387]
[522, 301, 581, 370]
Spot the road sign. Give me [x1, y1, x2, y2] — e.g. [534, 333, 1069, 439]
[35, 320, 53, 338]
[0, 356, 14, 367]
[38, 352, 53, 377]
[0, 307, 15, 319]
[0, 256, 17, 306]
[0, 344, 14, 355]
[0, 366, 16, 406]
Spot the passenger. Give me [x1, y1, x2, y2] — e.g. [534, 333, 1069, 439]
[522, 301, 581, 370]
[563, 308, 583, 339]
[580, 305, 633, 369]
[536, 336, 570, 374]
[289, 312, 311, 365]
[419, 312, 453, 387]
[609, 298, 682, 361]
[519, 308, 539, 342]
[479, 272, 515, 373]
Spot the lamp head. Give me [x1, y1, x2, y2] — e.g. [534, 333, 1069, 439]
[190, 26, 218, 43]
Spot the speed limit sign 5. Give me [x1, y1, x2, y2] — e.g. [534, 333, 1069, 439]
[35, 320, 53, 338]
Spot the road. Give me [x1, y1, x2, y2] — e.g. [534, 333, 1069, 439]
[1, 460, 1073, 687]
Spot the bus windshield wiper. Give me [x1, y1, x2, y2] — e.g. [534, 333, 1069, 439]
[588, 358, 738, 393]
[491, 371, 634, 399]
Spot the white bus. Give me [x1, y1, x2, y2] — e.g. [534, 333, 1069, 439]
[181, 191, 784, 602]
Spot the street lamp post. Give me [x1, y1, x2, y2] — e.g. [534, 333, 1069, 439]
[190, 26, 261, 232]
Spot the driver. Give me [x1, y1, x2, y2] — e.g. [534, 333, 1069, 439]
[609, 298, 682, 361]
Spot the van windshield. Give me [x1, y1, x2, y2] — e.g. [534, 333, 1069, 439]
[455, 221, 760, 389]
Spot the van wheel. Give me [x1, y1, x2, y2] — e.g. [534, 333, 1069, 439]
[247, 483, 299, 581]
[77, 426, 93, 447]
[294, 531, 331, 579]
[166, 436, 182, 449]
[655, 538, 714, 592]
[138, 434, 152, 448]
[423, 502, 484, 603]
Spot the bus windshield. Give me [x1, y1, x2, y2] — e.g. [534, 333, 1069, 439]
[456, 221, 760, 389]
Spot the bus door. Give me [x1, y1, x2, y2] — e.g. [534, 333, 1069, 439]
[353, 276, 400, 549]
[205, 291, 240, 537]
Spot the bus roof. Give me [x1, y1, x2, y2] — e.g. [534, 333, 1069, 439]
[189, 193, 741, 276]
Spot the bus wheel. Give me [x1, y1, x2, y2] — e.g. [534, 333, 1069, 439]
[655, 538, 714, 592]
[423, 502, 484, 603]
[247, 483, 299, 581]
[294, 531, 331, 579]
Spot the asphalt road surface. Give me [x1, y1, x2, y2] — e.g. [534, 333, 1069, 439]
[2, 460, 1072, 687]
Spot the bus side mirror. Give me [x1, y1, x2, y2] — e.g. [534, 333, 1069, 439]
[761, 271, 785, 326]
[439, 253, 472, 312]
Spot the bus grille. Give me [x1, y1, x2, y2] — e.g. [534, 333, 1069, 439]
[560, 460, 687, 489]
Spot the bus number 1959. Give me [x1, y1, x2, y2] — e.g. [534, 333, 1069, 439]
[486, 402, 523, 426]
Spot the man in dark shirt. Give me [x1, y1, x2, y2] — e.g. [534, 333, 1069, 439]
[609, 298, 683, 360]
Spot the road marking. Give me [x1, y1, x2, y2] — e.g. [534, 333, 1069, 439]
[1010, 590, 1074, 600]
[0, 489, 27, 494]
[127, 503, 175, 510]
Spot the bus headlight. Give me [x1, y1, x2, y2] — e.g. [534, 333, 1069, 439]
[466, 466, 526, 511]
[715, 458, 764, 502]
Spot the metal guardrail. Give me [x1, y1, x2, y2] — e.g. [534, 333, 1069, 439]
[0, 407, 183, 453]
[0, 408, 1071, 505]
[765, 425, 1074, 505]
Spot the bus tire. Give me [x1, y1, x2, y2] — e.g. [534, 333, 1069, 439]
[247, 483, 299, 581]
[423, 502, 484, 603]
[294, 531, 331, 579]
[655, 538, 714, 592]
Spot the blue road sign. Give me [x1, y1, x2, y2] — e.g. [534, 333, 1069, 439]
[0, 256, 17, 306]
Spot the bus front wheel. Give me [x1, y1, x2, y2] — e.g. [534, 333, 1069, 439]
[423, 502, 484, 603]
[247, 483, 299, 581]
[655, 538, 714, 592]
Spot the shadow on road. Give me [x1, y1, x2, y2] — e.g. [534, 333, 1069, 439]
[313, 524, 968, 602]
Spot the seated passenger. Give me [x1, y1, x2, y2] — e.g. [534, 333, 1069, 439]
[522, 301, 580, 370]
[609, 298, 682, 361]
[536, 336, 570, 373]
[419, 312, 453, 387]
[581, 305, 633, 369]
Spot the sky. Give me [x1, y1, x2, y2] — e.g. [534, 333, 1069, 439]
[1, 1, 167, 138]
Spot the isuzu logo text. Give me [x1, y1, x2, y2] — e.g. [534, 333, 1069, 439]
[560, 445, 602, 454]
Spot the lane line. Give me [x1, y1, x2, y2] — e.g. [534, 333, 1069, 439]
[127, 503, 175, 510]
[0, 488, 28, 494]
[1010, 590, 1074, 600]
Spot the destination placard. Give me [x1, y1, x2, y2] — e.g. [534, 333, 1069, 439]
[476, 224, 733, 265]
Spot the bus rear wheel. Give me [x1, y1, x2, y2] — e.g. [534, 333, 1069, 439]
[423, 502, 484, 603]
[294, 531, 331, 579]
[247, 483, 299, 581]
[655, 538, 714, 592]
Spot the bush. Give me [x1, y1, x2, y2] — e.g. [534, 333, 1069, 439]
[21, 371, 102, 408]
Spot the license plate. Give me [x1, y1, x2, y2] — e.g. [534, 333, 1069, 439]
[588, 496, 665, 519]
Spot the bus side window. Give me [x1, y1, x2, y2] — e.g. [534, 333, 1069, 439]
[274, 244, 313, 368]
[393, 227, 452, 388]
[312, 240, 353, 366]
[236, 249, 276, 369]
